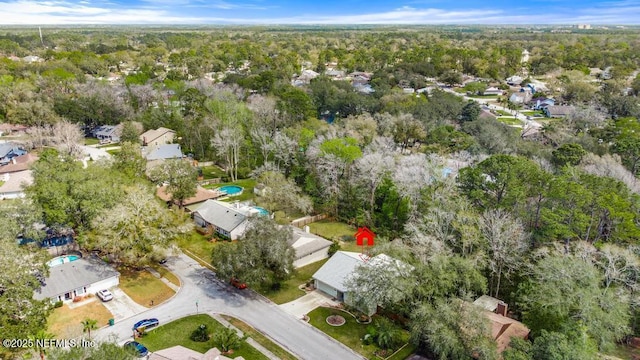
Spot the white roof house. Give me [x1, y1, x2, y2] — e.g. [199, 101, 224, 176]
[34, 257, 119, 303]
[312, 251, 367, 303]
[140, 127, 176, 147]
[0, 169, 33, 200]
[288, 226, 333, 268]
[313, 251, 411, 315]
[192, 200, 250, 240]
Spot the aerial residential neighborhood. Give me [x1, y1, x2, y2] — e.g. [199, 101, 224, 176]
[1, 7, 640, 360]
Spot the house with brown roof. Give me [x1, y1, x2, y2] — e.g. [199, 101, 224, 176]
[0, 123, 28, 136]
[156, 185, 225, 210]
[0, 153, 38, 175]
[149, 345, 243, 360]
[140, 127, 176, 147]
[473, 295, 530, 353]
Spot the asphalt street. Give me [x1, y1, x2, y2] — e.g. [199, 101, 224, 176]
[94, 253, 364, 360]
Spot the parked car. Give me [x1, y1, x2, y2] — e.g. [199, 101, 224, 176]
[132, 318, 159, 331]
[123, 341, 148, 357]
[230, 277, 247, 289]
[96, 289, 113, 302]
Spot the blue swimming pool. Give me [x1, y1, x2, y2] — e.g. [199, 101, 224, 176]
[219, 185, 243, 196]
[47, 255, 80, 267]
[252, 206, 269, 216]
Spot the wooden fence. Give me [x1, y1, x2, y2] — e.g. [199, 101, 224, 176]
[290, 214, 328, 228]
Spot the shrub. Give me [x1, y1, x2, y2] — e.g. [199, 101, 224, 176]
[190, 324, 210, 342]
[54, 300, 63, 308]
[214, 326, 246, 352]
[328, 241, 341, 257]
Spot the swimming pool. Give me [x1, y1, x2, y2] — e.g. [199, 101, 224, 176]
[47, 255, 80, 267]
[219, 185, 243, 196]
[252, 206, 269, 216]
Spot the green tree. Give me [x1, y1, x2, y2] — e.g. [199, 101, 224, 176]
[112, 142, 146, 180]
[212, 217, 294, 290]
[411, 298, 498, 360]
[552, 143, 587, 167]
[119, 121, 143, 144]
[27, 152, 125, 229]
[214, 326, 247, 353]
[90, 184, 191, 266]
[47, 340, 137, 360]
[149, 159, 198, 208]
[81, 318, 98, 340]
[371, 318, 402, 350]
[28, 330, 55, 360]
[518, 254, 630, 350]
[460, 101, 482, 122]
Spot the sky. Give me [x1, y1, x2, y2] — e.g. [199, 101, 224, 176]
[0, 0, 639, 25]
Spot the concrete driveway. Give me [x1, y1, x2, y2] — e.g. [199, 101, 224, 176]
[280, 290, 340, 319]
[94, 253, 364, 360]
[101, 287, 148, 321]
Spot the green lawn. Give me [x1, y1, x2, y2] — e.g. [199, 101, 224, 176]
[307, 307, 411, 359]
[176, 231, 217, 267]
[84, 138, 100, 145]
[496, 109, 513, 116]
[106, 149, 120, 155]
[118, 267, 175, 307]
[203, 179, 257, 202]
[200, 165, 226, 179]
[307, 220, 355, 242]
[604, 344, 640, 359]
[221, 315, 298, 360]
[150, 264, 181, 287]
[138, 314, 268, 360]
[260, 259, 329, 304]
[497, 117, 522, 126]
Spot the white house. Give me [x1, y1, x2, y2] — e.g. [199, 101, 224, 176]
[0, 170, 33, 200]
[289, 226, 332, 268]
[192, 200, 250, 240]
[312, 251, 364, 303]
[313, 251, 411, 315]
[34, 257, 119, 303]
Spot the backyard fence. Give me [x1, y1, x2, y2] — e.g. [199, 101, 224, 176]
[197, 178, 221, 186]
[290, 214, 328, 228]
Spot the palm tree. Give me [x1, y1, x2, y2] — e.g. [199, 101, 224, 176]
[28, 330, 55, 360]
[373, 318, 402, 351]
[81, 318, 98, 340]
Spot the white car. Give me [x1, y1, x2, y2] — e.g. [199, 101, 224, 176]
[96, 289, 113, 302]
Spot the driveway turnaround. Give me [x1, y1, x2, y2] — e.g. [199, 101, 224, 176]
[280, 290, 341, 319]
[101, 287, 148, 321]
[94, 253, 364, 360]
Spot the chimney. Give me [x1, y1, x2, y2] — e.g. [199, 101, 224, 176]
[496, 301, 508, 317]
[304, 225, 310, 233]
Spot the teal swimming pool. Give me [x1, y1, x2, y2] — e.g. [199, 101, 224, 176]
[219, 185, 243, 196]
[47, 255, 80, 267]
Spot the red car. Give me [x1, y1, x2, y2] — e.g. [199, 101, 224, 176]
[230, 277, 247, 289]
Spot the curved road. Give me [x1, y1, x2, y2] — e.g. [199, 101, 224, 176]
[94, 253, 364, 360]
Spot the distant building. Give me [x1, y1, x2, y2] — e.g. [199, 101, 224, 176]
[0, 170, 32, 200]
[544, 105, 575, 118]
[577, 24, 591, 29]
[140, 127, 176, 147]
[289, 226, 332, 268]
[92, 125, 121, 143]
[474, 295, 530, 354]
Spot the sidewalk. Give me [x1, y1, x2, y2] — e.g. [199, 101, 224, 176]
[212, 314, 281, 360]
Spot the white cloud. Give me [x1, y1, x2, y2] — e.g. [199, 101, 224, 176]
[0, 1, 638, 24]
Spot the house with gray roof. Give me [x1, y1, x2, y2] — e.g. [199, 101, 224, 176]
[34, 257, 119, 303]
[313, 251, 411, 315]
[0, 143, 27, 165]
[192, 200, 250, 240]
[92, 125, 120, 143]
[544, 105, 575, 118]
[143, 144, 184, 161]
[289, 226, 333, 268]
[312, 251, 365, 303]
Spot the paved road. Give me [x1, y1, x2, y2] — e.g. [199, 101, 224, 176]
[94, 253, 364, 360]
[437, 85, 543, 133]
